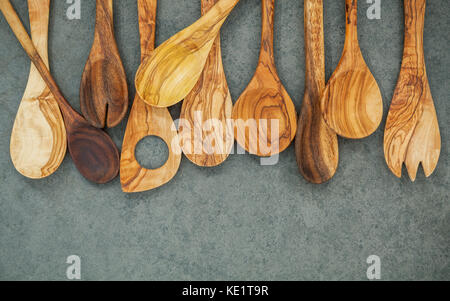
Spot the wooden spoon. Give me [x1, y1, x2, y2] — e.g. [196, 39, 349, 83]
[10, 0, 66, 179]
[384, 0, 440, 181]
[120, 0, 181, 193]
[320, 0, 383, 139]
[135, 0, 240, 108]
[0, 0, 119, 184]
[179, 0, 233, 167]
[80, 0, 128, 128]
[232, 0, 297, 157]
[295, 0, 338, 184]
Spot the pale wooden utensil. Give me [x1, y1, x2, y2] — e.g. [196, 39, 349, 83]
[320, 0, 383, 139]
[10, 0, 66, 179]
[179, 0, 233, 167]
[384, 0, 440, 181]
[120, 0, 181, 193]
[80, 0, 128, 128]
[232, 0, 297, 157]
[295, 0, 338, 184]
[0, 0, 119, 184]
[135, 0, 240, 108]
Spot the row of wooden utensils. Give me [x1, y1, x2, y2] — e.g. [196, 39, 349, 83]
[1, 0, 441, 193]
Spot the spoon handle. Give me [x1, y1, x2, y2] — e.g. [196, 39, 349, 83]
[138, 0, 157, 60]
[259, 0, 275, 65]
[304, 0, 325, 92]
[0, 0, 79, 123]
[95, 0, 114, 38]
[202, 0, 218, 14]
[344, 0, 359, 47]
[403, 0, 426, 68]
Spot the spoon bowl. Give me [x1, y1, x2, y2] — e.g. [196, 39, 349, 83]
[135, 0, 240, 108]
[321, 68, 383, 138]
[68, 118, 119, 183]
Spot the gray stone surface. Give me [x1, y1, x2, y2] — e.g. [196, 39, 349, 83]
[0, 0, 448, 281]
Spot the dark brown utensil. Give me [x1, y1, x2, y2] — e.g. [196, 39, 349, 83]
[0, 0, 119, 184]
[296, 0, 338, 184]
[80, 0, 128, 128]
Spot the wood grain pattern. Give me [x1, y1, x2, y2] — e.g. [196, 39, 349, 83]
[10, 0, 66, 179]
[179, 0, 233, 167]
[80, 0, 128, 128]
[320, 0, 383, 139]
[120, 0, 182, 193]
[232, 0, 297, 157]
[295, 0, 338, 184]
[0, 0, 119, 184]
[135, 0, 240, 108]
[384, 0, 440, 181]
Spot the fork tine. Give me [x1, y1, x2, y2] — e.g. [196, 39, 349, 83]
[405, 158, 419, 182]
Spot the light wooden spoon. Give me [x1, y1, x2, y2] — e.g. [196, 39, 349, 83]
[179, 0, 233, 167]
[80, 0, 128, 128]
[135, 0, 240, 108]
[10, 0, 66, 179]
[320, 0, 383, 139]
[232, 0, 297, 157]
[120, 0, 181, 193]
[0, 0, 119, 184]
[384, 0, 440, 181]
[295, 0, 338, 184]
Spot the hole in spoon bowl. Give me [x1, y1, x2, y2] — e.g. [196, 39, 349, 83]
[135, 136, 169, 170]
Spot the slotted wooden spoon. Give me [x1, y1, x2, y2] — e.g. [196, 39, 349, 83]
[135, 0, 240, 108]
[232, 0, 297, 157]
[10, 0, 66, 179]
[120, 0, 181, 193]
[384, 0, 440, 181]
[320, 0, 383, 139]
[0, 0, 119, 184]
[80, 0, 128, 128]
[179, 0, 233, 167]
[295, 0, 338, 184]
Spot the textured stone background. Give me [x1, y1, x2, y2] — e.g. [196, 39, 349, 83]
[0, 0, 448, 281]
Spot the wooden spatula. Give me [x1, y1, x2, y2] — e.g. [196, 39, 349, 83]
[120, 0, 181, 193]
[232, 0, 297, 157]
[384, 0, 441, 181]
[295, 0, 339, 184]
[80, 0, 128, 128]
[10, 0, 66, 179]
[135, 0, 240, 108]
[320, 0, 383, 139]
[0, 0, 119, 184]
[179, 0, 233, 167]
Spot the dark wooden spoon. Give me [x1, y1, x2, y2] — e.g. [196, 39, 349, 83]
[80, 0, 128, 128]
[296, 0, 338, 184]
[0, 0, 119, 184]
